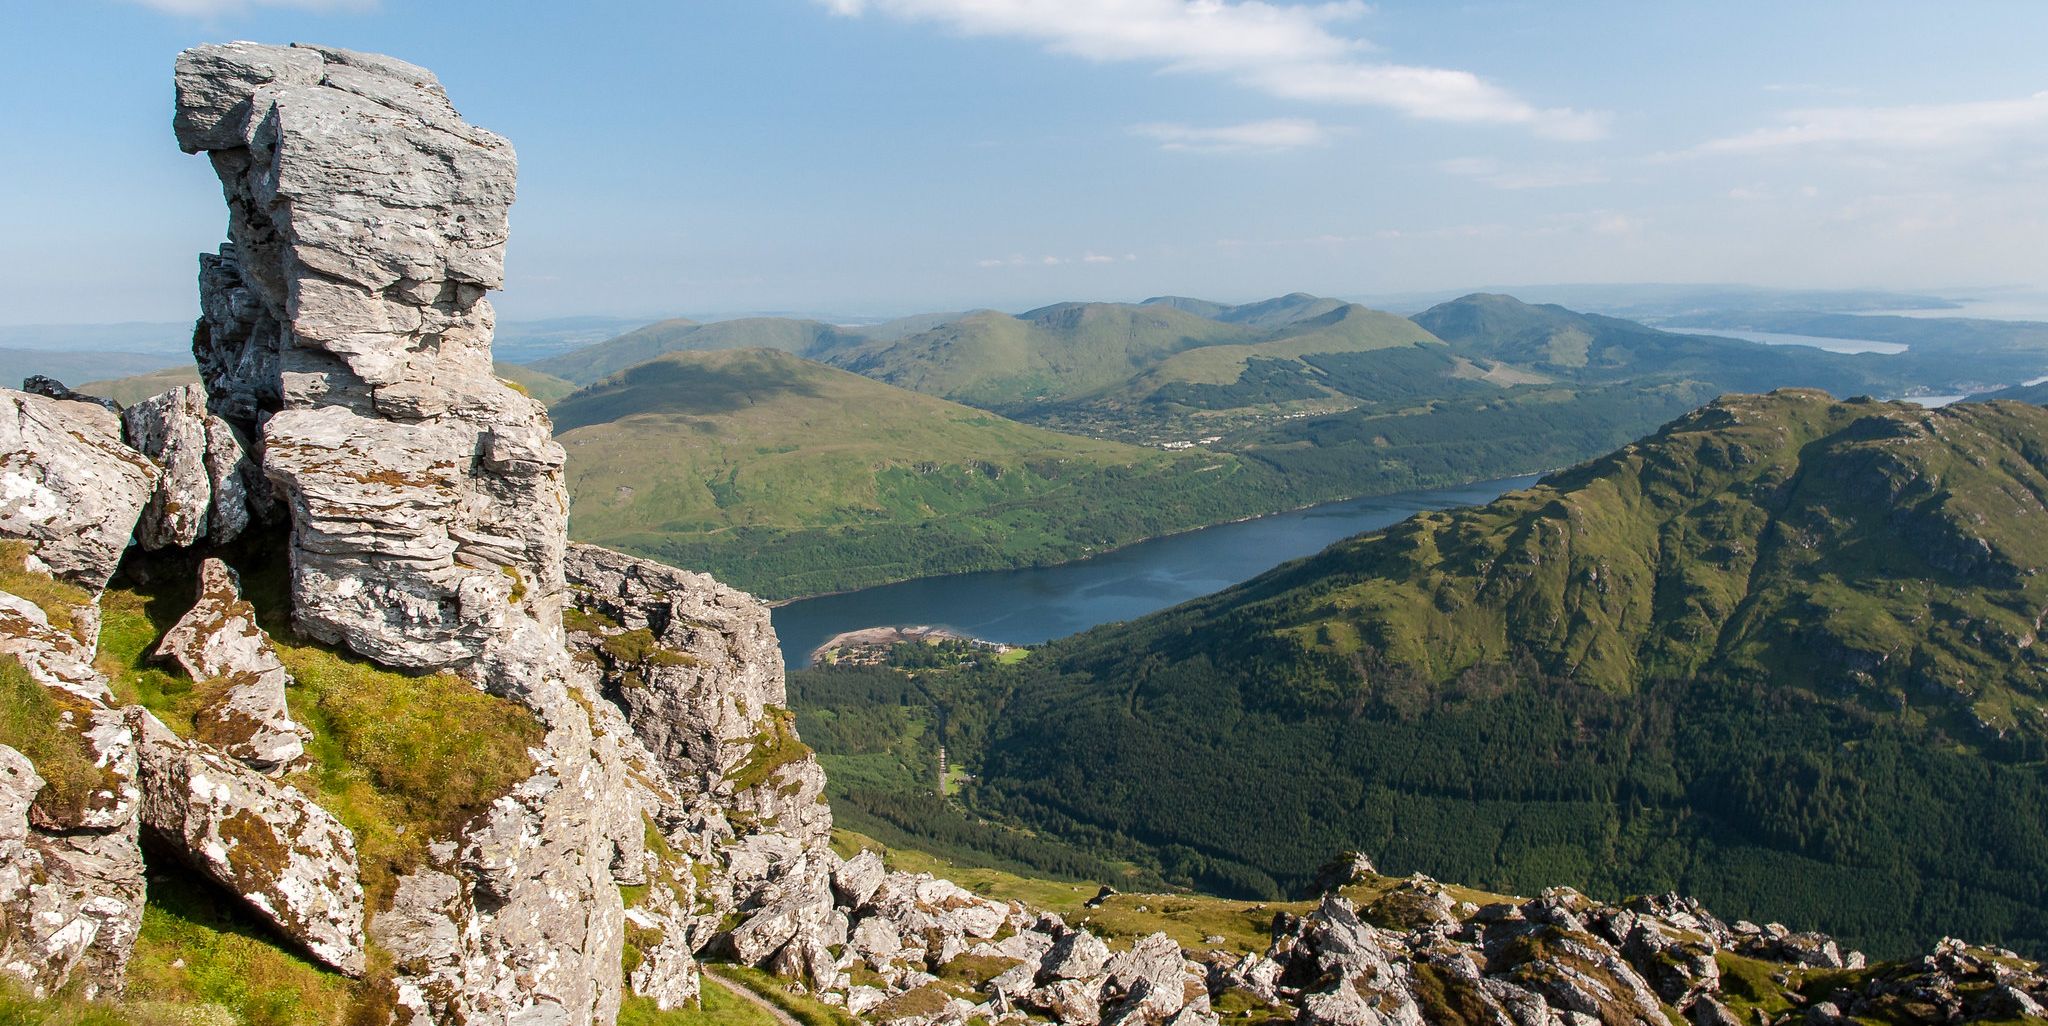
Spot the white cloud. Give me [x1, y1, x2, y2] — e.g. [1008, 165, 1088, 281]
[1689, 91, 2048, 155]
[975, 251, 1132, 268]
[820, 0, 1604, 139]
[1131, 117, 1331, 152]
[121, 0, 375, 14]
[1438, 156, 1607, 189]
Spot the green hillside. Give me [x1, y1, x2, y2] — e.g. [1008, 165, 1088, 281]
[1646, 310, 2048, 394]
[1141, 292, 1348, 327]
[77, 365, 201, 405]
[555, 348, 1288, 598]
[533, 316, 870, 385]
[837, 392, 2048, 956]
[1412, 293, 1898, 393]
[831, 302, 1253, 408]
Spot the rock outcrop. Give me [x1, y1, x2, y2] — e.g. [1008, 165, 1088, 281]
[174, 41, 566, 682]
[0, 389, 156, 589]
[132, 709, 365, 975]
[121, 384, 253, 549]
[153, 558, 305, 771]
[20, 376, 121, 414]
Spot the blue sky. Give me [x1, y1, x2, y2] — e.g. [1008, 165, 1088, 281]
[6, 0, 2048, 323]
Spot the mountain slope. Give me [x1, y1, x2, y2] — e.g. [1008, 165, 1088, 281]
[1141, 292, 1349, 327]
[532, 316, 870, 385]
[1413, 293, 1898, 394]
[556, 348, 1284, 597]
[830, 302, 1254, 408]
[919, 391, 2048, 955]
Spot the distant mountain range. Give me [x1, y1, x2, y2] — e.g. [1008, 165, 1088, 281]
[69, 290, 2048, 598]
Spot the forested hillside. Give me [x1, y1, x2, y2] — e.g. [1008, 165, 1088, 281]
[790, 392, 2048, 958]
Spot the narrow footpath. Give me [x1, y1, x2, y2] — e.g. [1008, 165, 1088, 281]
[703, 968, 804, 1026]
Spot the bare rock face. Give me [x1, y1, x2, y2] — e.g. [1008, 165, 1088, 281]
[0, 388, 157, 589]
[0, 662, 144, 999]
[132, 709, 365, 976]
[563, 543, 830, 843]
[372, 700, 636, 1026]
[174, 42, 566, 683]
[121, 384, 253, 549]
[154, 558, 305, 772]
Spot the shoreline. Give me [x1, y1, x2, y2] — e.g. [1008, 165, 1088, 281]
[765, 468, 1553, 609]
[807, 624, 1012, 667]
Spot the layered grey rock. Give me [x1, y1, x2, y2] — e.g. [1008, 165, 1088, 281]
[121, 384, 252, 549]
[562, 544, 797, 797]
[132, 709, 365, 975]
[154, 558, 304, 771]
[0, 388, 157, 589]
[174, 42, 566, 684]
[372, 699, 634, 1026]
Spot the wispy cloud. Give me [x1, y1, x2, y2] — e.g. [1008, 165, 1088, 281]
[121, 0, 375, 14]
[1132, 117, 1331, 152]
[819, 0, 1605, 139]
[976, 251, 1138, 268]
[1688, 91, 2048, 155]
[1438, 156, 1607, 189]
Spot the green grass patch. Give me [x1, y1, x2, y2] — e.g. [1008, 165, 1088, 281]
[0, 656, 120, 828]
[618, 979, 779, 1026]
[600, 628, 698, 669]
[726, 707, 812, 793]
[0, 539, 91, 641]
[125, 870, 358, 1026]
[708, 965, 860, 1026]
[96, 582, 203, 733]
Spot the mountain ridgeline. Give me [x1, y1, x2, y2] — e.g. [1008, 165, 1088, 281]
[551, 348, 1286, 597]
[814, 391, 2048, 957]
[476, 289, 2048, 598]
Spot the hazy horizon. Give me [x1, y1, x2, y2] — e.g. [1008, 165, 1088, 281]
[8, 1, 2048, 325]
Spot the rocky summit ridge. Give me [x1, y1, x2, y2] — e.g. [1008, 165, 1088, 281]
[0, 39, 2044, 1026]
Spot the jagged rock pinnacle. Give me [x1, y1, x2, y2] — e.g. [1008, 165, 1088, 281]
[174, 41, 566, 685]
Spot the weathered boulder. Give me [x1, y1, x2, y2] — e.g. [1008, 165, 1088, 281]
[154, 558, 304, 771]
[835, 848, 888, 909]
[121, 384, 252, 549]
[1100, 932, 1204, 1026]
[1043, 930, 1113, 982]
[0, 590, 111, 703]
[1312, 851, 1379, 893]
[3, 822, 144, 1001]
[132, 709, 364, 975]
[563, 544, 796, 793]
[0, 388, 157, 589]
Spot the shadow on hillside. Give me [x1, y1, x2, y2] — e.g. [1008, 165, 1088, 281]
[549, 352, 824, 432]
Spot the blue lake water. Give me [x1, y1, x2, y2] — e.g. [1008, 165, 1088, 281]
[1665, 326, 1909, 355]
[770, 474, 1540, 667]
